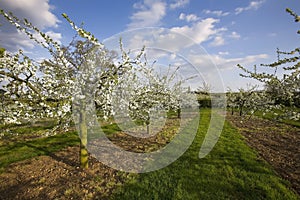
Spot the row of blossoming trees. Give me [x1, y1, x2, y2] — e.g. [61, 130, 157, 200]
[227, 8, 300, 121]
[0, 10, 194, 168]
[1, 7, 298, 168]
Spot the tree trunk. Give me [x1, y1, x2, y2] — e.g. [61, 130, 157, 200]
[239, 105, 243, 116]
[147, 124, 150, 135]
[177, 108, 181, 118]
[146, 115, 150, 134]
[79, 109, 88, 169]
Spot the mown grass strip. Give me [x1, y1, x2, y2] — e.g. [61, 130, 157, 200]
[112, 109, 299, 199]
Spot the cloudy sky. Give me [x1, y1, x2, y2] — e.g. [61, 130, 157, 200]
[0, 0, 299, 91]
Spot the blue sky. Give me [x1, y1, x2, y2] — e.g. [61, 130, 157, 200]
[0, 0, 299, 91]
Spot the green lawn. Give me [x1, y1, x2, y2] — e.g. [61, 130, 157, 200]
[111, 109, 298, 199]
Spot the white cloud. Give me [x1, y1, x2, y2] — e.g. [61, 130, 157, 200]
[0, 31, 36, 50]
[218, 51, 229, 55]
[33, 31, 62, 45]
[45, 31, 62, 44]
[235, 0, 265, 15]
[0, 30, 62, 53]
[210, 36, 225, 46]
[122, 18, 226, 55]
[128, 0, 166, 29]
[171, 18, 223, 45]
[0, 0, 60, 29]
[211, 54, 268, 70]
[210, 53, 269, 90]
[187, 53, 269, 70]
[268, 33, 277, 37]
[203, 9, 230, 17]
[108, 26, 268, 92]
[179, 13, 199, 22]
[164, 52, 269, 91]
[170, 0, 190, 9]
[229, 31, 241, 39]
[0, 0, 61, 52]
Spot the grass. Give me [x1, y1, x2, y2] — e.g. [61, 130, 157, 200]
[0, 119, 59, 145]
[0, 131, 79, 172]
[101, 123, 122, 135]
[254, 108, 300, 128]
[229, 107, 300, 128]
[111, 109, 299, 199]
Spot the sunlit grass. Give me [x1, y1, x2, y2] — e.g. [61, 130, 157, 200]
[111, 109, 299, 199]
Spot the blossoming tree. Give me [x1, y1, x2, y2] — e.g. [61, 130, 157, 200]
[0, 9, 190, 168]
[0, 10, 144, 168]
[237, 8, 300, 121]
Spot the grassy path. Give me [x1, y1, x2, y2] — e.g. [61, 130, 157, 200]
[112, 109, 299, 199]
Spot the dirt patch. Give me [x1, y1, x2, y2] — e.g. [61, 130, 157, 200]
[226, 114, 300, 195]
[0, 146, 131, 200]
[0, 118, 181, 199]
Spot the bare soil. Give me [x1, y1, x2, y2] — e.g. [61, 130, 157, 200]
[0, 118, 180, 200]
[226, 113, 300, 195]
[0, 146, 129, 200]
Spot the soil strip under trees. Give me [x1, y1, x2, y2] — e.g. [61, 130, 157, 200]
[0, 118, 180, 200]
[226, 113, 300, 195]
[0, 146, 126, 200]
